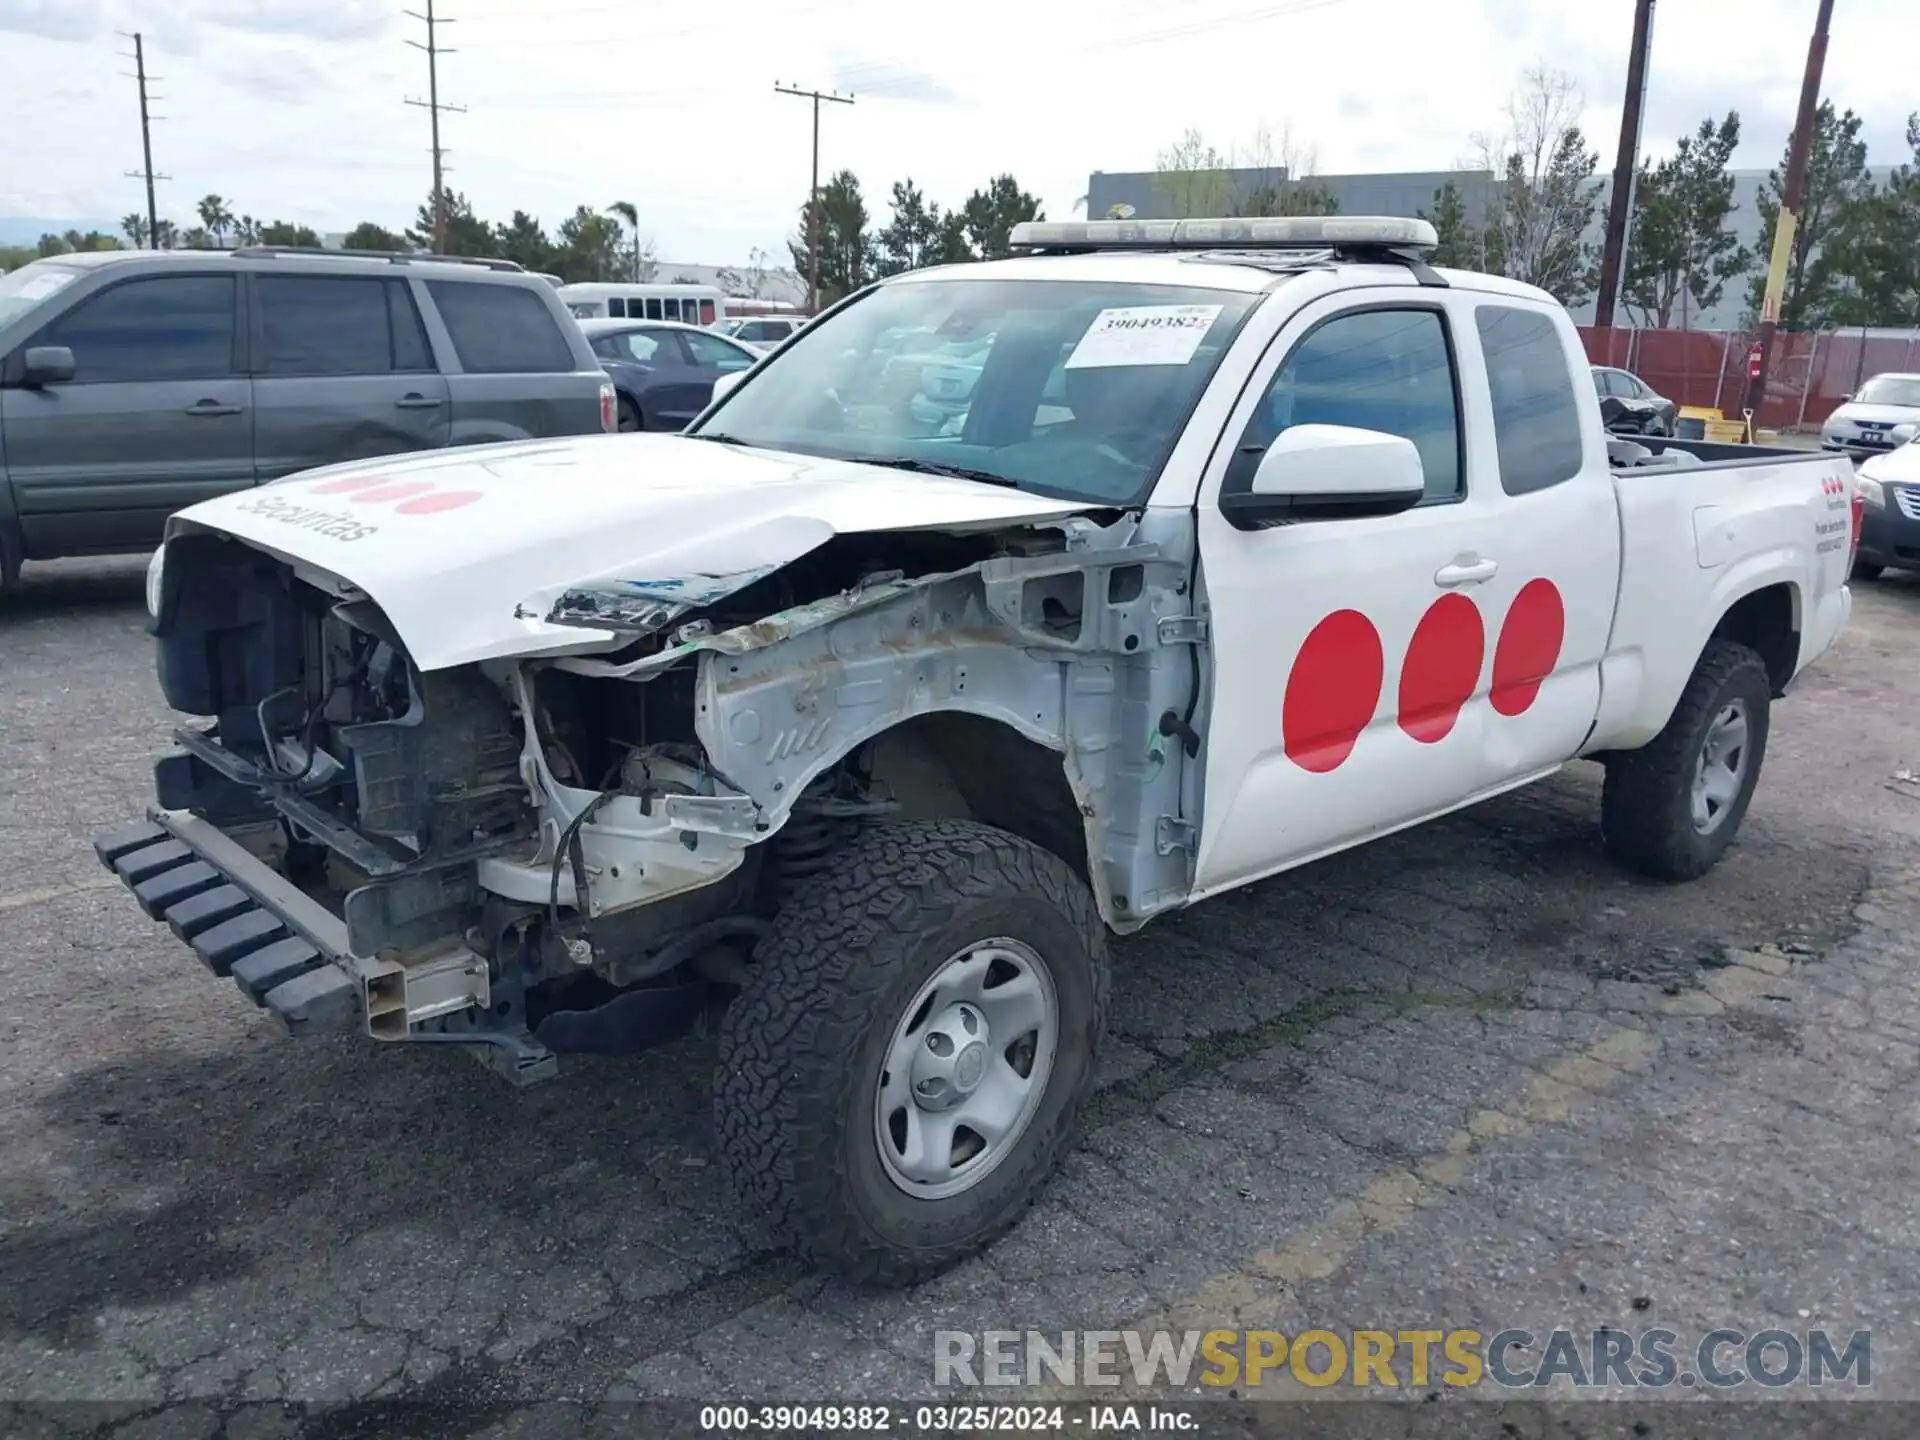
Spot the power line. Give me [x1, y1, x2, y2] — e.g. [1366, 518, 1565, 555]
[773, 83, 854, 315]
[118, 31, 168, 248]
[404, 0, 467, 251]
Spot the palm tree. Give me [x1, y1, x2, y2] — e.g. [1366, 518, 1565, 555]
[120, 213, 149, 248]
[233, 215, 261, 246]
[607, 200, 640, 281]
[196, 194, 233, 246]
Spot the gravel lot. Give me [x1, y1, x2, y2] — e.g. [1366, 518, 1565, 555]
[3, 555, 1918, 1433]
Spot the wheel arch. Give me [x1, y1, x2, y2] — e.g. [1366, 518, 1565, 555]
[1588, 572, 1802, 756]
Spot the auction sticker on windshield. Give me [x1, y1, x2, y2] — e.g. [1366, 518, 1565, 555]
[1065, 304, 1223, 369]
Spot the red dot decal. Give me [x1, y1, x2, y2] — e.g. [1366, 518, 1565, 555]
[350, 481, 437, 505]
[1490, 578, 1565, 717]
[309, 475, 386, 495]
[1283, 609, 1384, 773]
[394, 489, 481, 515]
[1398, 593, 1484, 743]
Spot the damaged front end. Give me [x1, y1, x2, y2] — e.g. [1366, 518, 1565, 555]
[100, 503, 1201, 1082]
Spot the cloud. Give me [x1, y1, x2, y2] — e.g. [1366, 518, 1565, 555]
[827, 57, 961, 106]
[193, 0, 392, 44]
[210, 45, 329, 103]
[0, 0, 107, 41]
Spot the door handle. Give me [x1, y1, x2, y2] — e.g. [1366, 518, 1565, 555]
[184, 400, 242, 417]
[1434, 556, 1499, 588]
[394, 394, 443, 409]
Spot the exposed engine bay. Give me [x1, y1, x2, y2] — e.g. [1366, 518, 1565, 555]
[147, 506, 1199, 1074]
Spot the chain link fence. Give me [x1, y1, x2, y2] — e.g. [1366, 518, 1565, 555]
[1578, 326, 1920, 432]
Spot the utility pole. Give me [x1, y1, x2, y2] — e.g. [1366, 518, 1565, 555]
[119, 32, 168, 248]
[1745, 0, 1836, 421]
[405, 0, 465, 252]
[1592, 0, 1656, 330]
[773, 83, 854, 314]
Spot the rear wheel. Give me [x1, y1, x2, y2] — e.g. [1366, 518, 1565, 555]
[1601, 640, 1771, 881]
[714, 819, 1107, 1286]
[616, 396, 641, 432]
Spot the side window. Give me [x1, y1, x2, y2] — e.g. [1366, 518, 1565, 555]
[388, 282, 432, 371]
[608, 297, 627, 318]
[644, 298, 663, 321]
[256, 275, 394, 376]
[682, 330, 755, 371]
[1476, 305, 1584, 496]
[617, 330, 666, 363]
[41, 275, 235, 383]
[1229, 307, 1463, 504]
[1591, 370, 1617, 397]
[424, 281, 575, 374]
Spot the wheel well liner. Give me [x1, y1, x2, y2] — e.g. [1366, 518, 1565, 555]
[867, 713, 1091, 887]
[1711, 582, 1798, 697]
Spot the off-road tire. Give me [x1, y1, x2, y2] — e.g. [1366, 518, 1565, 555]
[1852, 560, 1884, 581]
[714, 819, 1108, 1286]
[1601, 639, 1771, 881]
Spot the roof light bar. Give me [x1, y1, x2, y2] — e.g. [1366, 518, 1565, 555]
[1008, 215, 1439, 253]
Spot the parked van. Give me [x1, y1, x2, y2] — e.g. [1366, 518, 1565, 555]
[558, 282, 724, 327]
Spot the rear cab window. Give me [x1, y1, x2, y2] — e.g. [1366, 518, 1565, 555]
[426, 280, 575, 374]
[1476, 304, 1585, 496]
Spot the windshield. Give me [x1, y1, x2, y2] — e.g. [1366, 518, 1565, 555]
[690, 276, 1261, 505]
[0, 263, 81, 328]
[1857, 376, 1920, 409]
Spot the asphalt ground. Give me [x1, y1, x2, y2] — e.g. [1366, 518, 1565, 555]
[2, 553, 1918, 1438]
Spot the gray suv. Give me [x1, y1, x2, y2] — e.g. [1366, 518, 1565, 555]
[0, 247, 614, 586]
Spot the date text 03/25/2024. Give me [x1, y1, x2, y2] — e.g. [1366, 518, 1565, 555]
[698, 1404, 1194, 1432]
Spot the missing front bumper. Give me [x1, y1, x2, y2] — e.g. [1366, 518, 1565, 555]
[93, 812, 546, 1080]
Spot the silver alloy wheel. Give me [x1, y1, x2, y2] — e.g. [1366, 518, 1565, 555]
[1691, 698, 1749, 834]
[874, 937, 1059, 1201]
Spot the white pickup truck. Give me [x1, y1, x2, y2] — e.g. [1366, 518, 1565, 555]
[97, 216, 1856, 1286]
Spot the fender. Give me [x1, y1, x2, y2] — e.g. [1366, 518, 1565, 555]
[1586, 559, 1803, 755]
[686, 533, 1197, 932]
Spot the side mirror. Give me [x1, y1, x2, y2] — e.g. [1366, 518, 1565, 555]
[21, 345, 75, 387]
[710, 370, 747, 404]
[1220, 423, 1427, 527]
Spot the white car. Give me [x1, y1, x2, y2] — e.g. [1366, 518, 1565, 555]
[723, 316, 805, 351]
[103, 215, 1855, 1289]
[1822, 372, 1920, 459]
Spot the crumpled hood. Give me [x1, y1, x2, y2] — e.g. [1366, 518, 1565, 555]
[167, 433, 1102, 671]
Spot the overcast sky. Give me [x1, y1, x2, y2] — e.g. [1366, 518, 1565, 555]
[0, 0, 1913, 263]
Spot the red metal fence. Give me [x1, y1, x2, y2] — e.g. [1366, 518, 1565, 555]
[1578, 326, 1920, 432]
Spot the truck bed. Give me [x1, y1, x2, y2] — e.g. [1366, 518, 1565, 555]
[1585, 437, 1855, 754]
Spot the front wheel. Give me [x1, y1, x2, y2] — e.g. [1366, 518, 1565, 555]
[1601, 639, 1771, 881]
[1852, 560, 1884, 581]
[714, 820, 1108, 1286]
